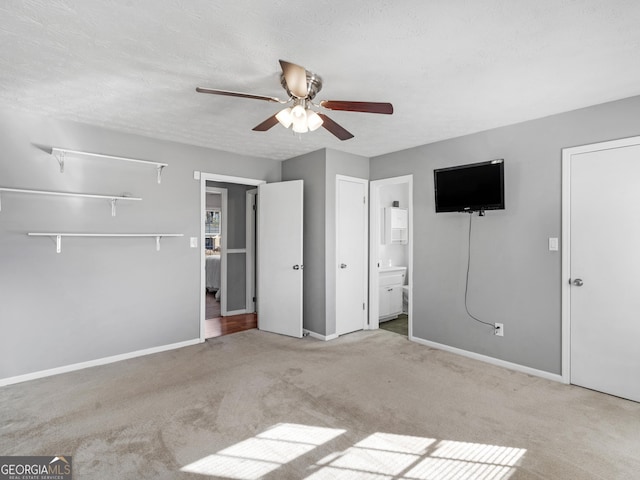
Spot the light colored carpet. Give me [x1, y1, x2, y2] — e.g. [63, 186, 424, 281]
[1, 329, 639, 479]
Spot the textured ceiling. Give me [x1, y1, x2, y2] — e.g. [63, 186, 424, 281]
[2, 0, 640, 160]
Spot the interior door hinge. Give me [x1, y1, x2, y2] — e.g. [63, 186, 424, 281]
[363, 302, 366, 310]
[363, 196, 366, 204]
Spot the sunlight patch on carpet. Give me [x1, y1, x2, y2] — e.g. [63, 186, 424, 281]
[181, 423, 526, 480]
[180, 423, 345, 479]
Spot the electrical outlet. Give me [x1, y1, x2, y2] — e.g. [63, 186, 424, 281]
[494, 323, 504, 336]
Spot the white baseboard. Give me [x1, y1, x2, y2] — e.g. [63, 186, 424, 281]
[409, 335, 564, 383]
[304, 329, 339, 341]
[0, 338, 202, 387]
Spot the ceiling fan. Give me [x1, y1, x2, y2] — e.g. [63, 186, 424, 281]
[196, 60, 393, 141]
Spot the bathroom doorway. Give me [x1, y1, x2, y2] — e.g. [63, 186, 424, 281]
[369, 175, 413, 338]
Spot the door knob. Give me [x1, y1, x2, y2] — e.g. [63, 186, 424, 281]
[293, 265, 300, 270]
[572, 278, 584, 287]
[340, 263, 347, 269]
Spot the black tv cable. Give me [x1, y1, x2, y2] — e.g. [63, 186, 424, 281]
[465, 212, 495, 328]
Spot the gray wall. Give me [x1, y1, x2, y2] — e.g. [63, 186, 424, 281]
[370, 95, 640, 374]
[0, 111, 280, 380]
[282, 148, 369, 337]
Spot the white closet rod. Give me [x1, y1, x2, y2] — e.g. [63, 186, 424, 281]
[0, 187, 141, 216]
[28, 233, 184, 253]
[50, 147, 168, 184]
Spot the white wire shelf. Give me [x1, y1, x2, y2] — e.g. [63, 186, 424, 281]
[49, 147, 168, 184]
[0, 187, 141, 216]
[28, 233, 184, 253]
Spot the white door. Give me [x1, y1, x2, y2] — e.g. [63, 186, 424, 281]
[336, 176, 368, 335]
[566, 141, 640, 402]
[257, 180, 303, 338]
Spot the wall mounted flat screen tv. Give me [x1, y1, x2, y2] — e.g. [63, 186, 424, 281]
[434, 159, 504, 213]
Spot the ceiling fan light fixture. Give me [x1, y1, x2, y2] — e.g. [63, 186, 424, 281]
[307, 110, 323, 131]
[291, 104, 306, 120]
[292, 122, 308, 134]
[197, 60, 391, 140]
[291, 105, 308, 133]
[276, 107, 292, 128]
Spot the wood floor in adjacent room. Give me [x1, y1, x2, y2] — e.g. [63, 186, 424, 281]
[205, 313, 257, 339]
[205, 290, 257, 339]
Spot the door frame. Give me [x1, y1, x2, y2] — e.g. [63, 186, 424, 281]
[561, 135, 640, 384]
[246, 189, 257, 314]
[368, 175, 414, 334]
[199, 172, 265, 342]
[335, 174, 369, 335]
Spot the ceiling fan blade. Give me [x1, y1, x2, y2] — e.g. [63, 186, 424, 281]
[279, 60, 308, 98]
[320, 100, 393, 115]
[196, 87, 281, 103]
[318, 114, 354, 141]
[252, 115, 280, 132]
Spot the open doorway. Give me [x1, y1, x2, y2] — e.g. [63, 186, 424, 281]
[200, 174, 263, 340]
[369, 175, 413, 338]
[204, 188, 223, 328]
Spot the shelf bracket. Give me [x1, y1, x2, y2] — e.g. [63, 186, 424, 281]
[110, 199, 117, 217]
[56, 235, 62, 253]
[155, 236, 161, 251]
[0, 192, 2, 212]
[54, 150, 65, 173]
[157, 165, 165, 184]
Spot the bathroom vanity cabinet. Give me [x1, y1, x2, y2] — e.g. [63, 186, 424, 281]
[379, 266, 406, 320]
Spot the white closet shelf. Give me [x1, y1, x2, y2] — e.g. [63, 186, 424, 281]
[28, 233, 184, 253]
[0, 187, 141, 216]
[49, 147, 168, 184]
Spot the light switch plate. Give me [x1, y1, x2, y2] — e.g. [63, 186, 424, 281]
[193, 170, 200, 180]
[548, 237, 559, 251]
[190, 237, 198, 248]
